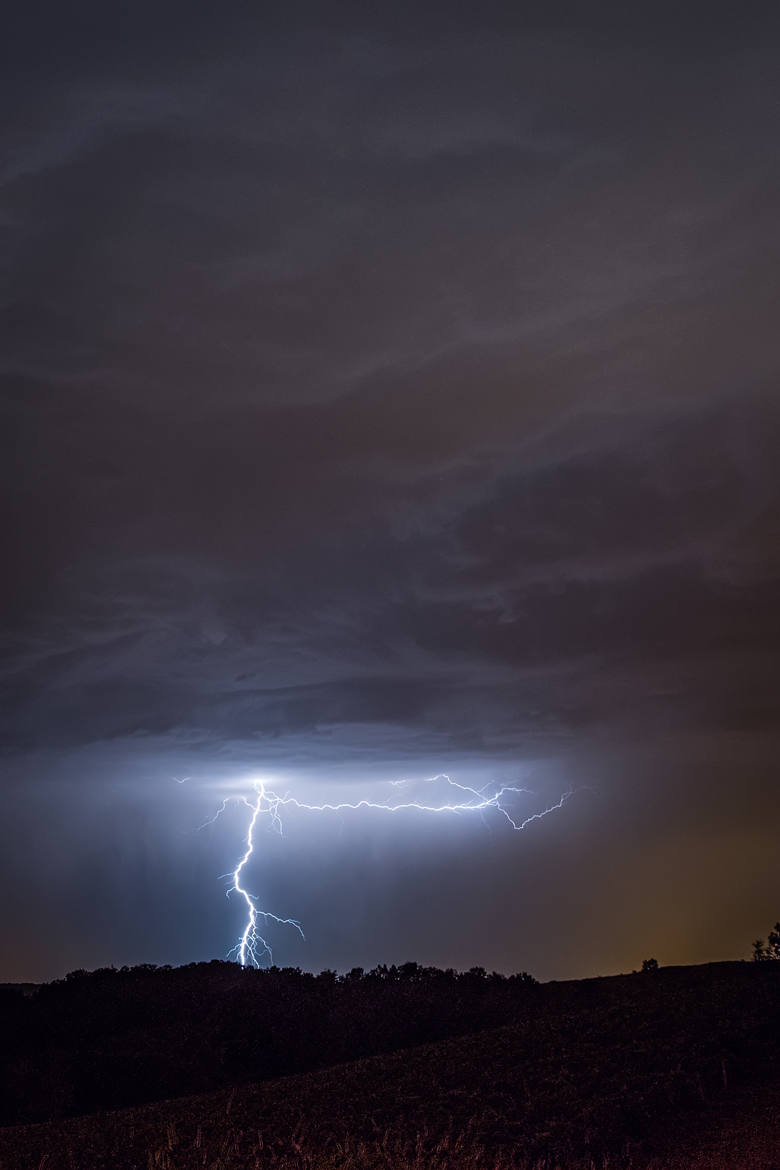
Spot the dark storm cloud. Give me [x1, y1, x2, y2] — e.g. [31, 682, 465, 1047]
[2, 3, 780, 979]
[3, 393, 778, 754]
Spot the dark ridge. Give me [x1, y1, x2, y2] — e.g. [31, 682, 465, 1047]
[2, 958, 778, 1129]
[0, 959, 778, 1169]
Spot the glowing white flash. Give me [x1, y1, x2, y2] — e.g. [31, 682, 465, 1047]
[228, 789, 304, 968]
[204, 774, 573, 967]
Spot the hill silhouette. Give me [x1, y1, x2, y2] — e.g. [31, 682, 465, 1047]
[1, 959, 779, 1168]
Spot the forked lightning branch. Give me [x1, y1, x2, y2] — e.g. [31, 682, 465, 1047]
[200, 774, 573, 967]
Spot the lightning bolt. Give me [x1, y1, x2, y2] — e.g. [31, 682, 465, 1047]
[203, 774, 573, 967]
[227, 789, 304, 968]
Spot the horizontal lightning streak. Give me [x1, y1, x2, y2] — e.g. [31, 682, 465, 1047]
[201, 774, 573, 967]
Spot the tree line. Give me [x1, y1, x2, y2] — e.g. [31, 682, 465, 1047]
[0, 960, 537, 1125]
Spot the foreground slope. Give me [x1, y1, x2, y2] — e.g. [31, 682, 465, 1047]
[1, 961, 779, 1169]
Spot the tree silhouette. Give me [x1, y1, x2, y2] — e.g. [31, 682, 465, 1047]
[753, 922, 780, 961]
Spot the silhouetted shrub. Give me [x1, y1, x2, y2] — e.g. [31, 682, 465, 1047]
[752, 922, 780, 961]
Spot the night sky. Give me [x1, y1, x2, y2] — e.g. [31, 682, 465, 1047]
[3, 3, 780, 984]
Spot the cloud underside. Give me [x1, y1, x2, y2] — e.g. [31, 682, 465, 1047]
[2, 7, 779, 764]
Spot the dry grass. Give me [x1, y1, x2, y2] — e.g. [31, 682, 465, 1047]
[139, 1089, 780, 1170]
[46, 1108, 780, 1170]
[5, 1071, 780, 1170]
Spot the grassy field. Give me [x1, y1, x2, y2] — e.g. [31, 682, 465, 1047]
[1, 962, 778, 1169]
[2, 1051, 779, 1169]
